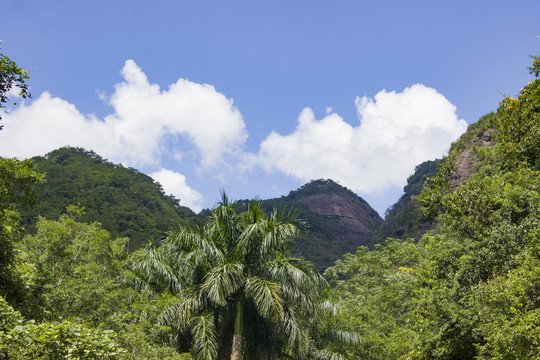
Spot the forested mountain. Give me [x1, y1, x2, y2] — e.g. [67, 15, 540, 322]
[368, 159, 440, 245]
[369, 112, 499, 245]
[20, 148, 382, 269]
[242, 179, 383, 269]
[12, 111, 502, 272]
[19, 147, 198, 250]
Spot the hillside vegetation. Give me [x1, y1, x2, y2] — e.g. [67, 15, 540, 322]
[369, 111, 499, 245]
[368, 159, 440, 245]
[20, 147, 198, 250]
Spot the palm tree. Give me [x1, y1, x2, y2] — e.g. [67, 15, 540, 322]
[133, 193, 326, 360]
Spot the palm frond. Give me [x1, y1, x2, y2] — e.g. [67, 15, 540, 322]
[160, 287, 208, 331]
[235, 221, 263, 256]
[280, 307, 311, 358]
[167, 227, 224, 266]
[318, 300, 338, 316]
[131, 191, 327, 359]
[267, 257, 325, 296]
[245, 276, 284, 321]
[314, 349, 348, 360]
[280, 283, 316, 314]
[191, 312, 218, 360]
[209, 202, 242, 254]
[161, 301, 191, 332]
[132, 246, 182, 294]
[325, 330, 361, 347]
[201, 262, 244, 306]
[241, 198, 266, 224]
[259, 221, 299, 258]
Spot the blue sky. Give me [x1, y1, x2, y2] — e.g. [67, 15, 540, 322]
[1, 0, 539, 215]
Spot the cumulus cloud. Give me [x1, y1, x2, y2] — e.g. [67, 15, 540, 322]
[0, 59, 247, 168]
[150, 169, 204, 212]
[0, 62, 467, 212]
[0, 92, 106, 159]
[255, 84, 467, 194]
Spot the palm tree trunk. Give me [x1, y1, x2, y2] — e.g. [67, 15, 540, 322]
[230, 300, 244, 360]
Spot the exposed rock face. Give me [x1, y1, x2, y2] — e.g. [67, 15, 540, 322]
[260, 179, 383, 269]
[297, 192, 382, 246]
[451, 130, 494, 187]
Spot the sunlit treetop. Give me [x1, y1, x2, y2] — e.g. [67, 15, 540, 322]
[0, 43, 31, 126]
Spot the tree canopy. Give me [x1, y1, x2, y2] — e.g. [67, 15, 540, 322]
[0, 43, 30, 126]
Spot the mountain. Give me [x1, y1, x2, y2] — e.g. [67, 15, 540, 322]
[368, 159, 440, 245]
[446, 112, 497, 187]
[20, 147, 383, 269]
[20, 147, 198, 250]
[254, 179, 383, 269]
[369, 112, 498, 245]
[24, 146, 486, 270]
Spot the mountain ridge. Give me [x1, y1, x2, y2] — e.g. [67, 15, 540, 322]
[19, 146, 460, 269]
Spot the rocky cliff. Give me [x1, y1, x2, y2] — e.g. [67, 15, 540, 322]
[260, 179, 383, 269]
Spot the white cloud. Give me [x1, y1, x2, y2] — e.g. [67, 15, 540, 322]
[0, 62, 467, 214]
[0, 59, 247, 169]
[255, 84, 467, 194]
[0, 92, 106, 159]
[6, 85, 24, 98]
[150, 169, 204, 212]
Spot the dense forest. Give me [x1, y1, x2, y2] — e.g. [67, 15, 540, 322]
[20, 147, 199, 250]
[1, 45, 540, 359]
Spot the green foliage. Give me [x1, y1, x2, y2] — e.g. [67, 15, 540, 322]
[410, 175, 540, 359]
[0, 295, 126, 359]
[324, 56, 540, 359]
[418, 112, 499, 222]
[411, 168, 540, 358]
[0, 158, 43, 210]
[497, 77, 540, 170]
[0, 47, 43, 309]
[528, 55, 540, 77]
[0, 44, 30, 126]
[325, 239, 421, 359]
[21, 147, 197, 250]
[0, 157, 43, 309]
[393, 187, 539, 359]
[370, 160, 440, 244]
[416, 157, 457, 222]
[448, 112, 497, 158]
[471, 244, 540, 359]
[14, 207, 195, 358]
[17, 205, 130, 322]
[407, 57, 540, 358]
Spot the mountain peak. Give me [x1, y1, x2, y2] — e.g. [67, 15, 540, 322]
[286, 179, 381, 225]
[260, 179, 383, 269]
[285, 179, 360, 201]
